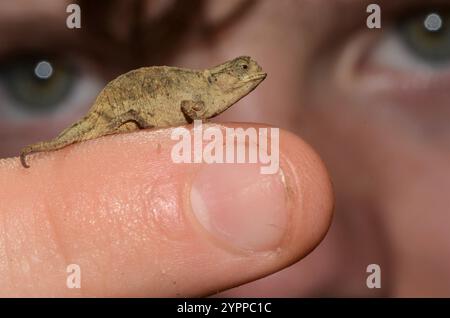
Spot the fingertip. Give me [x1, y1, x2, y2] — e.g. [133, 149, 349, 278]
[278, 129, 334, 259]
[0, 124, 333, 296]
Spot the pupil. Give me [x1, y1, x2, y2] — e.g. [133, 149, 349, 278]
[34, 61, 53, 79]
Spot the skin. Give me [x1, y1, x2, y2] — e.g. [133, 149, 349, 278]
[19, 56, 266, 168]
[0, 0, 449, 297]
[0, 125, 332, 297]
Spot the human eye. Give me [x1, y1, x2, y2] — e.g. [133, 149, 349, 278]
[370, 8, 450, 74]
[0, 54, 103, 121]
[324, 2, 450, 134]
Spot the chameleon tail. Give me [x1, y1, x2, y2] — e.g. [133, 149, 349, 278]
[20, 138, 78, 168]
[20, 118, 95, 168]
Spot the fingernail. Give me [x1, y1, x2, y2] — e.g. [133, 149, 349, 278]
[190, 163, 289, 251]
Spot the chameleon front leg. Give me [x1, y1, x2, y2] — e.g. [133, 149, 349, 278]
[181, 100, 206, 123]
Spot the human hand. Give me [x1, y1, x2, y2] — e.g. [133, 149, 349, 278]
[0, 123, 332, 297]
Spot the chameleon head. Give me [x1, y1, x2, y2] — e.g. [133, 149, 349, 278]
[204, 56, 266, 117]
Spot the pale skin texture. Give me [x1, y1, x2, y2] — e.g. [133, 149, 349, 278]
[0, 0, 449, 297]
[19, 56, 266, 168]
[0, 125, 333, 296]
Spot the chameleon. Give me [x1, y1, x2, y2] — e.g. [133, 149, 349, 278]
[19, 56, 266, 168]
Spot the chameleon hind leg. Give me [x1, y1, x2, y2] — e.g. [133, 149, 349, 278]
[107, 109, 154, 133]
[20, 110, 153, 168]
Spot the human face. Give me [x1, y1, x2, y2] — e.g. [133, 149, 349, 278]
[1, 0, 449, 296]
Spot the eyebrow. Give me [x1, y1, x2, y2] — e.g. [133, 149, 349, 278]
[299, 0, 443, 40]
[0, 1, 134, 71]
[0, 18, 100, 58]
[0, 0, 70, 20]
[0, 0, 262, 66]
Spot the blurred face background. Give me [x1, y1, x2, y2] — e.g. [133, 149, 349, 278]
[1, 0, 450, 296]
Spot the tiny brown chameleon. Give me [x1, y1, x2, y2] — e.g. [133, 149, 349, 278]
[19, 56, 266, 168]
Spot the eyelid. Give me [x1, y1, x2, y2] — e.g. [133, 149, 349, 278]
[330, 31, 449, 102]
